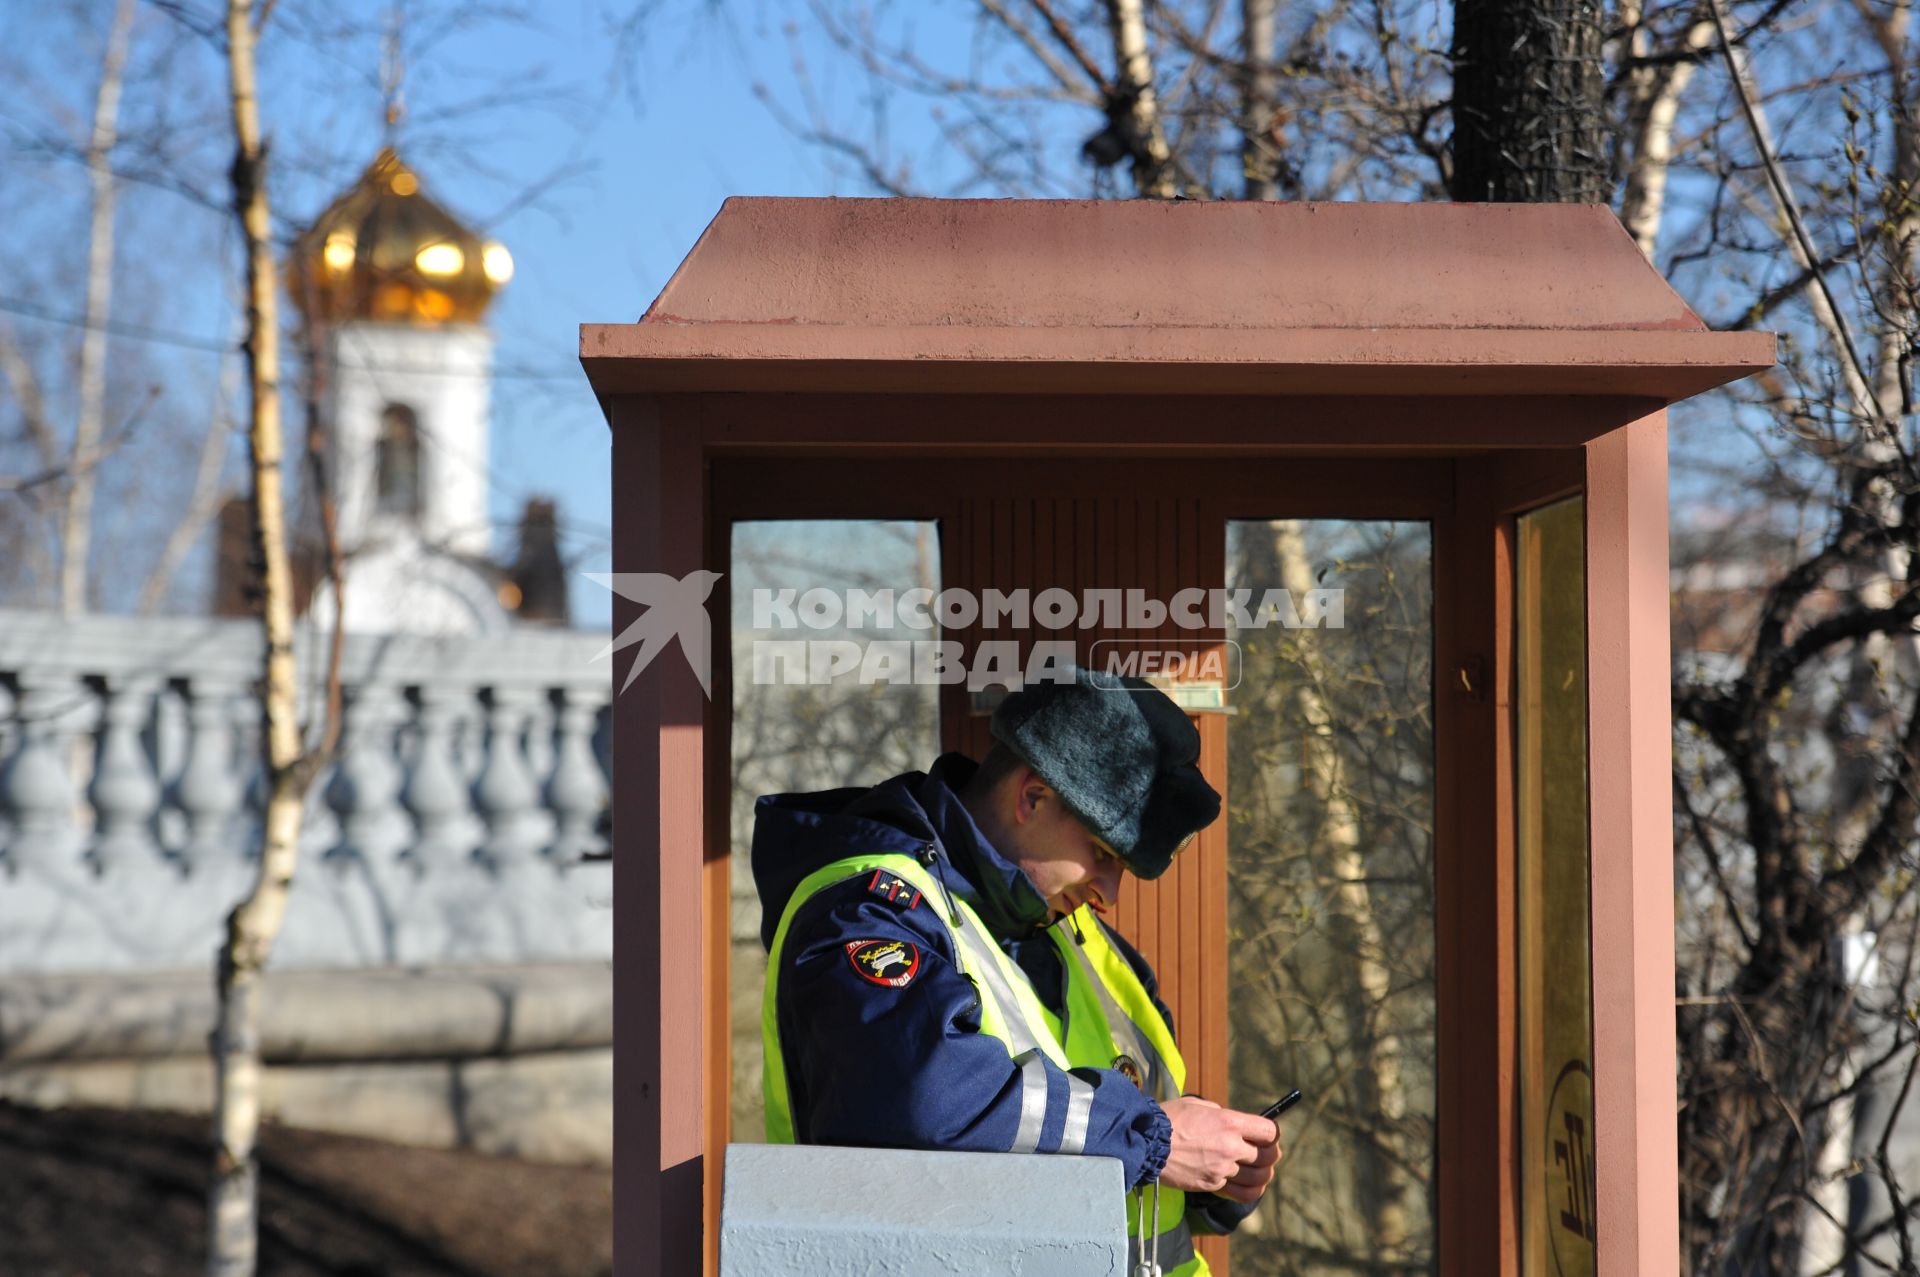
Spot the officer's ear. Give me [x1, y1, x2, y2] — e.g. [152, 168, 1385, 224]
[1013, 770, 1054, 826]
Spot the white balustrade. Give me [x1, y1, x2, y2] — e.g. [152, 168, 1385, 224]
[325, 683, 410, 867]
[548, 686, 610, 865]
[472, 686, 548, 872]
[0, 681, 13, 852]
[173, 676, 248, 873]
[87, 675, 162, 875]
[525, 691, 557, 787]
[0, 610, 614, 972]
[402, 683, 479, 875]
[1, 673, 89, 872]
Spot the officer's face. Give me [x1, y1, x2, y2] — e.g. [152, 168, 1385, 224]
[1006, 775, 1128, 921]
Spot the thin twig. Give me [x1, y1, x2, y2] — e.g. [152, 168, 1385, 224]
[1705, 0, 1887, 437]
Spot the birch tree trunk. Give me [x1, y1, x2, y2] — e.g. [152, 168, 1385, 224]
[1102, 0, 1177, 198]
[1240, 0, 1281, 200]
[60, 0, 136, 617]
[1820, 4, 1917, 1266]
[1268, 519, 1413, 1261]
[209, 2, 310, 1272]
[1616, 6, 1713, 256]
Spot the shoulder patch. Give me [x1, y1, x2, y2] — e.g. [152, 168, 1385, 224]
[865, 868, 923, 911]
[845, 938, 922, 988]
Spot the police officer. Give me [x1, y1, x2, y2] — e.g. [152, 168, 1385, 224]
[753, 666, 1281, 1275]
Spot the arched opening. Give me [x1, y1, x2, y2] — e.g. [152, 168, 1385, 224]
[375, 403, 423, 518]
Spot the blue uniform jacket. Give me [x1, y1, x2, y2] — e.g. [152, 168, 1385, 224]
[753, 752, 1261, 1234]
[752, 754, 1170, 1184]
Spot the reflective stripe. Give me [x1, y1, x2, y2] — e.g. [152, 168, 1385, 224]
[1066, 934, 1178, 1101]
[954, 921, 1045, 1057]
[1010, 1050, 1049, 1154]
[1127, 1218, 1196, 1274]
[1058, 1073, 1095, 1155]
[946, 896, 1066, 1158]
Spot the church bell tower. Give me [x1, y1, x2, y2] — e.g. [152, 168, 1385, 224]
[287, 149, 515, 633]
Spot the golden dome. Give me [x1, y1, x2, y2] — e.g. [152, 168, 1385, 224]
[289, 148, 511, 326]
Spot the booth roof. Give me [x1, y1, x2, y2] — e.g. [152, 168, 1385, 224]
[581, 199, 1773, 400]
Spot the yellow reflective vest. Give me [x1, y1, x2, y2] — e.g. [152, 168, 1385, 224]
[762, 852, 1205, 1275]
[1050, 905, 1203, 1276]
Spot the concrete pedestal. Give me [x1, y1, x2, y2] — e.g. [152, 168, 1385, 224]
[719, 1143, 1127, 1275]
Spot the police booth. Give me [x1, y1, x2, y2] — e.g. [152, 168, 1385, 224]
[583, 200, 1772, 1276]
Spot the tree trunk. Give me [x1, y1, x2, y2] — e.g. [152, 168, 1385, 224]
[60, 0, 136, 616]
[1236, 519, 1417, 1260]
[1828, 6, 1916, 1265]
[1103, 0, 1178, 198]
[209, 2, 309, 1272]
[1449, 0, 1609, 202]
[1271, 520, 1413, 1261]
[1240, 0, 1281, 200]
[1617, 8, 1713, 256]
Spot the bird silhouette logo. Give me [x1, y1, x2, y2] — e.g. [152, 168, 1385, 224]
[584, 571, 724, 698]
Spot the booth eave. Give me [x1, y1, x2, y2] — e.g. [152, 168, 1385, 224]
[582, 197, 1774, 406]
[581, 324, 1772, 400]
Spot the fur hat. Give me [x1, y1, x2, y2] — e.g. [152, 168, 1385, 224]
[989, 666, 1221, 880]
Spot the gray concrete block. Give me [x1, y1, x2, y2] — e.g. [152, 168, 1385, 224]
[0, 963, 612, 1064]
[0, 1047, 612, 1166]
[720, 1143, 1127, 1276]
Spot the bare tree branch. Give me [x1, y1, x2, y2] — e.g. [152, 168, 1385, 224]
[1023, 0, 1112, 93]
[978, 0, 1103, 100]
[60, 0, 137, 616]
[0, 319, 59, 469]
[137, 353, 237, 614]
[1706, 0, 1889, 439]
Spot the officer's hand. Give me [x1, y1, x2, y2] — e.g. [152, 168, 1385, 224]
[1217, 1135, 1282, 1204]
[1158, 1097, 1282, 1200]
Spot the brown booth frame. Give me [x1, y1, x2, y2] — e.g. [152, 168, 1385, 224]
[585, 200, 1774, 1277]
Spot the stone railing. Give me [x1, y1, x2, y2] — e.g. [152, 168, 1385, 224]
[0, 610, 613, 972]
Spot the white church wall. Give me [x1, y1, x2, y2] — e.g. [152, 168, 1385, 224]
[326, 322, 495, 563]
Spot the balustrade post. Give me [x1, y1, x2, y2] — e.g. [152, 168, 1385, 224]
[325, 683, 409, 867]
[401, 683, 477, 875]
[472, 686, 545, 872]
[88, 675, 163, 875]
[0, 673, 89, 872]
[547, 686, 610, 866]
[171, 676, 248, 873]
[524, 690, 556, 785]
[0, 681, 14, 851]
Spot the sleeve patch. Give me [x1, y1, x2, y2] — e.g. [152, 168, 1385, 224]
[866, 868, 923, 911]
[845, 939, 922, 987]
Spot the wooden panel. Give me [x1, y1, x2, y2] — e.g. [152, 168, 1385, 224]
[704, 520, 735, 1277]
[1433, 458, 1513, 1276]
[1192, 710, 1232, 1277]
[712, 454, 1454, 522]
[676, 390, 1667, 454]
[942, 486, 1226, 1101]
[1584, 413, 1680, 1277]
[613, 400, 711, 1277]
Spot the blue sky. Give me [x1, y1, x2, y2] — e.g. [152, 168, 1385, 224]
[425, 2, 971, 627]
